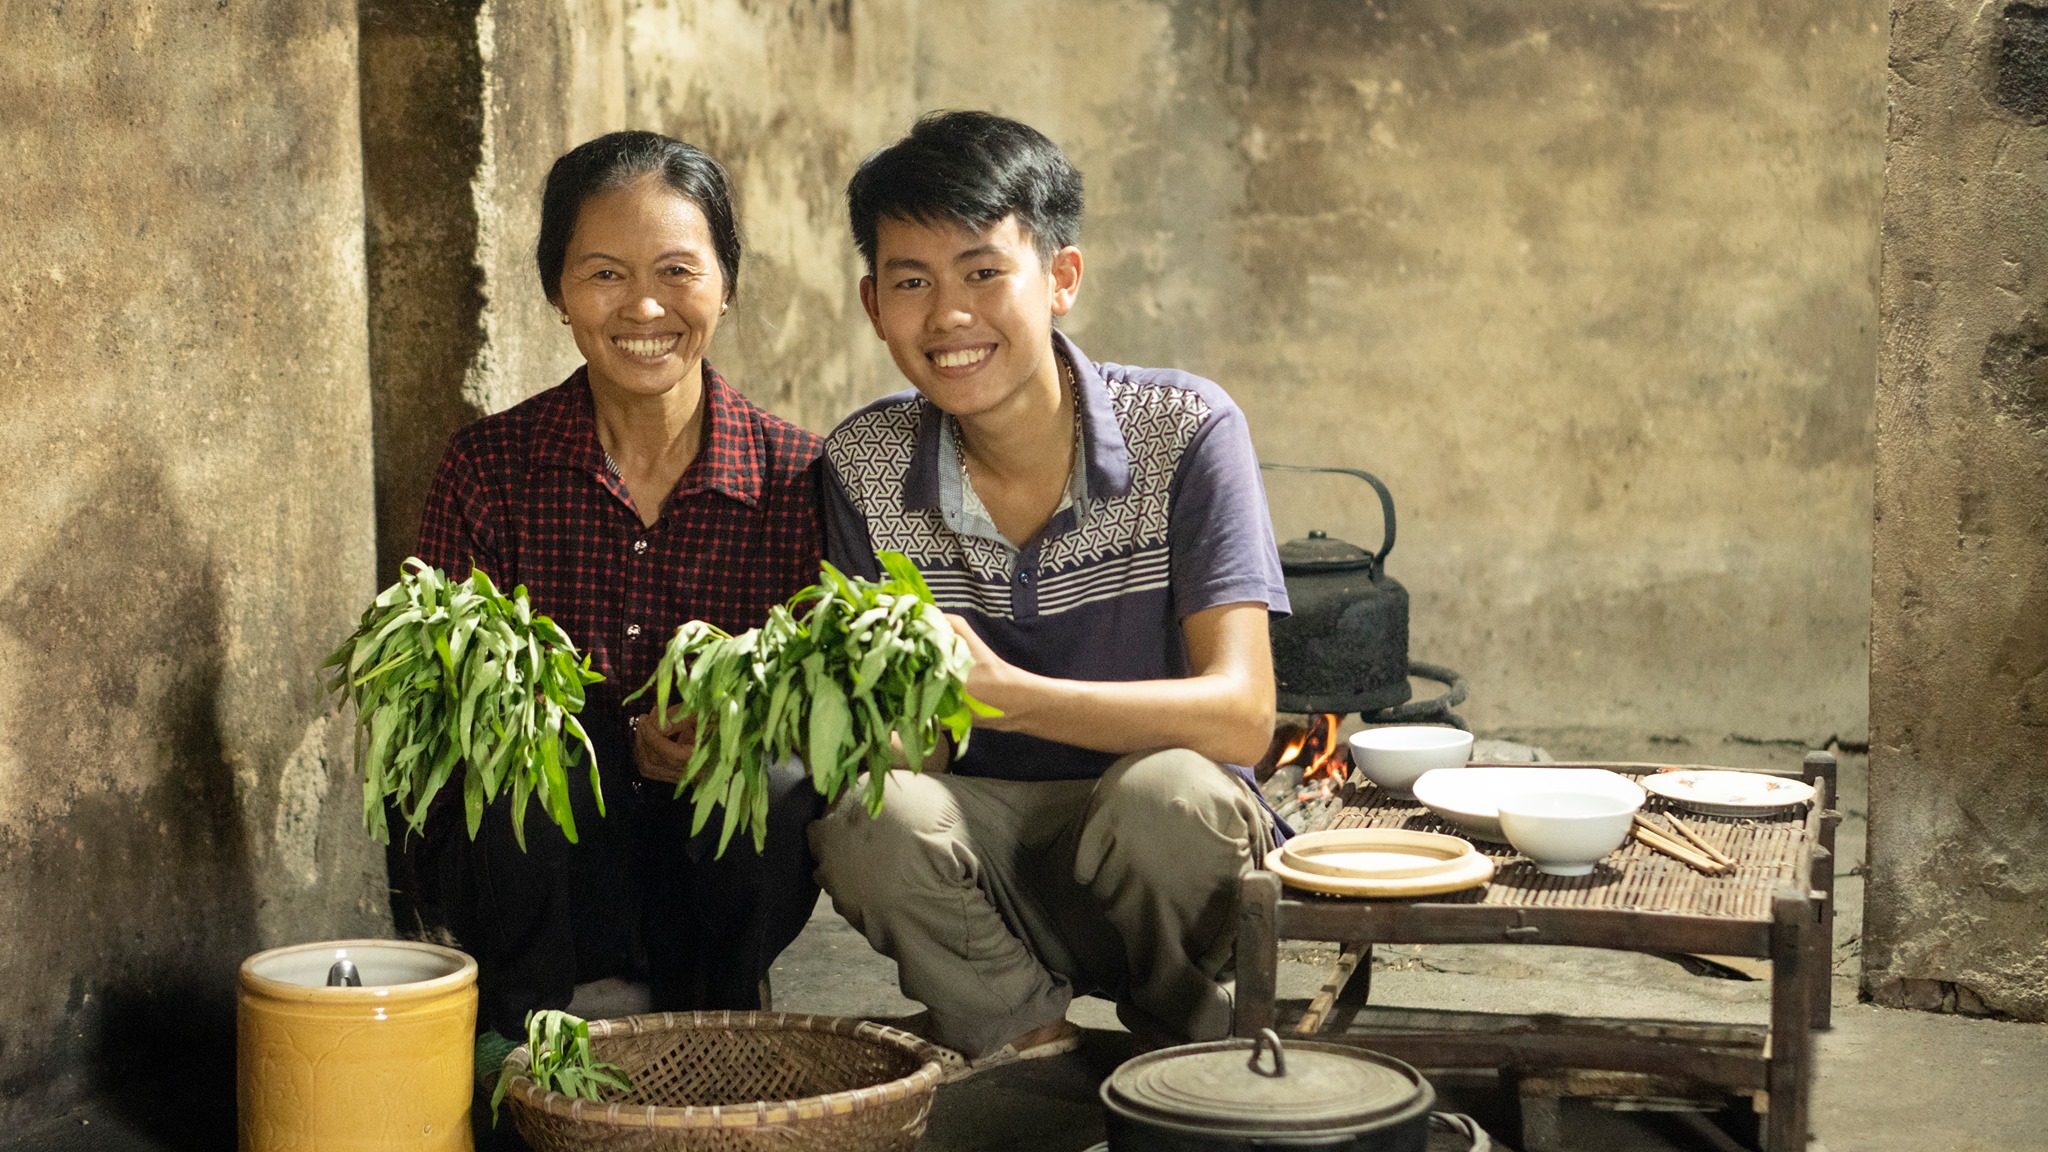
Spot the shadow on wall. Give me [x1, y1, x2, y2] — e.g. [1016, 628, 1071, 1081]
[0, 460, 256, 1146]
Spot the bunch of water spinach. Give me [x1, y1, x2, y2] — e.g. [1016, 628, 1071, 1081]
[492, 1009, 631, 1120]
[323, 558, 604, 848]
[629, 552, 996, 856]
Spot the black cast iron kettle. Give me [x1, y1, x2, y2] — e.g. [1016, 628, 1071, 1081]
[1262, 465, 1411, 716]
[1095, 1030, 1489, 1151]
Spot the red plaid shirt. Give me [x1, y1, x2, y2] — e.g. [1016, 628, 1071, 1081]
[416, 363, 824, 769]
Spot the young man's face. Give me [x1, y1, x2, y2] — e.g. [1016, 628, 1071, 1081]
[860, 214, 1082, 419]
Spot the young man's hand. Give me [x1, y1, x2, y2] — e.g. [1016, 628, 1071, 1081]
[632, 712, 699, 785]
[945, 613, 1030, 731]
[942, 603, 1276, 766]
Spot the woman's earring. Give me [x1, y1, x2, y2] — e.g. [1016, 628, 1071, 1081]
[559, 312, 571, 325]
[720, 302, 729, 315]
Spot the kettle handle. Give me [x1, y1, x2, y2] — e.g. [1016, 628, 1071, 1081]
[1258, 464, 1398, 566]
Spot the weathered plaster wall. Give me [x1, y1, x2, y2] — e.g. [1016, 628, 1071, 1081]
[363, 0, 631, 584]
[371, 1, 1881, 745]
[617, 0, 916, 433]
[0, 0, 388, 1132]
[1865, 0, 2048, 1021]
[912, 0, 1884, 741]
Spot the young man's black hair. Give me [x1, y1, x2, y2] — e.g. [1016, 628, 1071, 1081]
[845, 109, 1084, 275]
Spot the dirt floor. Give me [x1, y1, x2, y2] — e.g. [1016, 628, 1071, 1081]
[9, 733, 2045, 1151]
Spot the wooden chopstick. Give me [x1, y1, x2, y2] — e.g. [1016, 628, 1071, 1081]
[1466, 760, 1703, 772]
[1631, 815, 1727, 874]
[1658, 810, 1736, 867]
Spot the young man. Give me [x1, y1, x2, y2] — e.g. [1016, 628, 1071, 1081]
[810, 111, 1290, 1074]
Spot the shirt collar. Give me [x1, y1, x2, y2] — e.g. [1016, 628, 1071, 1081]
[902, 329, 1131, 512]
[531, 363, 765, 509]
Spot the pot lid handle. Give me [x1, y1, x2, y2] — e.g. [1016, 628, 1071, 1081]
[1248, 1028, 1287, 1078]
[1259, 464, 1397, 565]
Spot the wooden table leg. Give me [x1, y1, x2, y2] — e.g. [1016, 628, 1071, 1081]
[1804, 751, 1839, 1031]
[1325, 942, 1374, 1034]
[1767, 887, 1814, 1151]
[1235, 870, 1281, 1038]
[1296, 941, 1372, 1036]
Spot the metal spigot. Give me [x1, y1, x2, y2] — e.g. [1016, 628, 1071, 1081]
[326, 957, 362, 987]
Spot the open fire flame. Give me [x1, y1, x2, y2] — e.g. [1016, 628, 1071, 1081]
[1275, 713, 1347, 797]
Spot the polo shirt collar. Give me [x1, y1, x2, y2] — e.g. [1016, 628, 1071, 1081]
[902, 329, 1132, 512]
[531, 363, 764, 509]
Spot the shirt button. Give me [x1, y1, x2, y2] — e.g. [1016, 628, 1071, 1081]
[633, 539, 649, 554]
[626, 624, 643, 638]
[1017, 569, 1032, 586]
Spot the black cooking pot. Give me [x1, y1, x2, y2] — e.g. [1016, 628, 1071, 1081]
[1263, 466, 1410, 716]
[1097, 1030, 1488, 1152]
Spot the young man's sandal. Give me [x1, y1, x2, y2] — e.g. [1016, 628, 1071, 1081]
[872, 1013, 1083, 1083]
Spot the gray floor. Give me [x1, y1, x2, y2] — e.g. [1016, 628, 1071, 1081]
[759, 733, 2048, 1152]
[11, 733, 2046, 1151]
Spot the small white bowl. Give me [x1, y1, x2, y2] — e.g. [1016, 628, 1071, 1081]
[1412, 767, 1646, 843]
[1495, 790, 1643, 876]
[1348, 726, 1475, 796]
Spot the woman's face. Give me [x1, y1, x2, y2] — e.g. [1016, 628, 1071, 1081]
[556, 175, 727, 403]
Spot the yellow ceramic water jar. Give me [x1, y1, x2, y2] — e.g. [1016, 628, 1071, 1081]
[238, 939, 477, 1152]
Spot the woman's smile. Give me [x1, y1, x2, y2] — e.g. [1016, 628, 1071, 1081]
[613, 332, 683, 361]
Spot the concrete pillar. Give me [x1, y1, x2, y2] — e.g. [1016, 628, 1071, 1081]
[0, 0, 388, 1133]
[1866, 0, 2048, 1020]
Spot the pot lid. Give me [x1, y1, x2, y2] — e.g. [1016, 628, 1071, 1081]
[1102, 1031, 1429, 1133]
[1277, 530, 1375, 574]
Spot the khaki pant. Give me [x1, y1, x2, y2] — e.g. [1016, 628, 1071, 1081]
[808, 749, 1272, 1059]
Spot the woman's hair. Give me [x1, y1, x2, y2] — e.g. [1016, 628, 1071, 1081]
[536, 131, 742, 305]
[846, 110, 1083, 276]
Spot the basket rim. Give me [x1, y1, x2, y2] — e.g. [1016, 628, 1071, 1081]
[503, 1010, 946, 1130]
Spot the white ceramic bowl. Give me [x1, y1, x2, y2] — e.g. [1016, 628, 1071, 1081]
[1411, 767, 1646, 843]
[1347, 725, 1475, 796]
[1495, 789, 1643, 876]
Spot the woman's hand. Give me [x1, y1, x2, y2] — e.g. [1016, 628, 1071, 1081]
[632, 711, 698, 785]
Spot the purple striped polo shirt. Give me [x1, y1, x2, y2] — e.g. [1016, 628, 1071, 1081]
[820, 330, 1290, 784]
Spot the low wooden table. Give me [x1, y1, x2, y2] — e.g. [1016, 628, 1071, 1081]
[1234, 752, 1839, 1151]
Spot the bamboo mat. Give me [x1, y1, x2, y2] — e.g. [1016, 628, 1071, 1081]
[1301, 778, 1811, 923]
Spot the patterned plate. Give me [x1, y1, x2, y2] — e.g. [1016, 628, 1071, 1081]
[1642, 770, 1815, 816]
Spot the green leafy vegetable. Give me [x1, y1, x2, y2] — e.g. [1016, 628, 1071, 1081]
[492, 1009, 631, 1121]
[322, 558, 604, 849]
[628, 551, 998, 856]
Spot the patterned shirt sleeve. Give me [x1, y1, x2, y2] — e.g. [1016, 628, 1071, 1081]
[819, 460, 884, 582]
[1166, 402, 1292, 619]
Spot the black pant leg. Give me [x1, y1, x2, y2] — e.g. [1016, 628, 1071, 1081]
[429, 756, 640, 1038]
[638, 757, 824, 1010]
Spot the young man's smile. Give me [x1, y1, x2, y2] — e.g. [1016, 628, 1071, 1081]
[928, 343, 996, 374]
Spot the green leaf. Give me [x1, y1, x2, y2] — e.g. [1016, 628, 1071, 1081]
[325, 561, 607, 855]
[807, 676, 851, 794]
[877, 550, 935, 602]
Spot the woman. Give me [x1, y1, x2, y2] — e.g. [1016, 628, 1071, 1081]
[413, 132, 824, 1048]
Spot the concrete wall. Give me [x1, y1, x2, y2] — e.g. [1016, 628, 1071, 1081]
[369, 0, 1881, 744]
[1865, 0, 2048, 1021]
[0, 0, 388, 1133]
[0, 0, 1894, 1126]
[906, 0, 1885, 742]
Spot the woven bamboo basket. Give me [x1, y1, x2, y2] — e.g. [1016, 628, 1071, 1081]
[502, 1011, 945, 1152]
